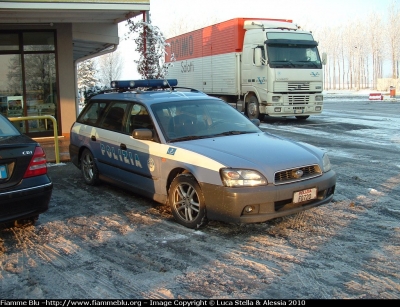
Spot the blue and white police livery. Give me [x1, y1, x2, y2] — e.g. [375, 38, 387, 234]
[69, 79, 336, 229]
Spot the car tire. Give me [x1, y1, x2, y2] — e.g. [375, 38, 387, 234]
[14, 215, 38, 227]
[247, 94, 265, 121]
[81, 148, 100, 186]
[168, 174, 208, 229]
[246, 94, 260, 120]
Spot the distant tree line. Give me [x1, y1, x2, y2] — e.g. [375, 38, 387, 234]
[310, 1, 400, 90]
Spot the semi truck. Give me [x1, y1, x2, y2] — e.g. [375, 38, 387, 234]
[164, 18, 327, 120]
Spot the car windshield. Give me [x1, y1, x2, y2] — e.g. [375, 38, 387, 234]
[0, 115, 20, 138]
[151, 99, 261, 142]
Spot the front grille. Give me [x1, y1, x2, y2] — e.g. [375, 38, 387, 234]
[288, 95, 310, 104]
[274, 164, 322, 185]
[288, 82, 310, 91]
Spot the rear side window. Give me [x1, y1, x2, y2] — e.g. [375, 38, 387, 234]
[78, 102, 107, 126]
[128, 103, 154, 133]
[0, 115, 20, 137]
[98, 102, 129, 132]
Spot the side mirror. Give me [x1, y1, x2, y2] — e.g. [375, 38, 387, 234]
[254, 48, 263, 67]
[132, 128, 153, 140]
[321, 52, 327, 65]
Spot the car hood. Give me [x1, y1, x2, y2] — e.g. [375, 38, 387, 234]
[174, 132, 324, 176]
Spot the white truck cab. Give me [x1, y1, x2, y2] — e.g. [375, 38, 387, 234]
[165, 18, 327, 120]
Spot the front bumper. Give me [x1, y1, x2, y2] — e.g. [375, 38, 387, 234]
[200, 170, 336, 224]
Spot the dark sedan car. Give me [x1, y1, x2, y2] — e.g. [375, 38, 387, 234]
[0, 114, 53, 226]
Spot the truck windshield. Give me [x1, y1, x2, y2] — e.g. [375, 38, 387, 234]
[266, 44, 322, 69]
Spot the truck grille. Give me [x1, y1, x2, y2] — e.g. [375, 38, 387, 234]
[274, 164, 322, 185]
[288, 82, 310, 91]
[274, 82, 311, 92]
[288, 95, 310, 104]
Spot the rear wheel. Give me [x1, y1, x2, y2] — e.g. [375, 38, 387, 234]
[14, 215, 38, 227]
[81, 148, 100, 185]
[168, 174, 208, 229]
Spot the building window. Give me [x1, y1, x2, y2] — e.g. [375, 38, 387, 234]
[0, 30, 58, 137]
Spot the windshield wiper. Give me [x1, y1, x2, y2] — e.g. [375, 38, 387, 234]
[270, 60, 296, 68]
[169, 135, 209, 143]
[211, 131, 254, 137]
[295, 61, 320, 68]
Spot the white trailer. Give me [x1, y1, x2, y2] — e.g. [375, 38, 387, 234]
[165, 18, 326, 120]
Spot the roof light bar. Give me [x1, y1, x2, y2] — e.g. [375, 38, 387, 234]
[110, 79, 178, 90]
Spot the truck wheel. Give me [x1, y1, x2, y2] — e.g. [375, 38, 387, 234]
[295, 115, 310, 120]
[168, 174, 208, 229]
[246, 95, 261, 120]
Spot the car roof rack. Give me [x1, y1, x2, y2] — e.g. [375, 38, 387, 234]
[107, 79, 204, 94]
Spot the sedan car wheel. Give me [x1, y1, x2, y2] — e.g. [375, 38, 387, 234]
[168, 174, 208, 229]
[81, 149, 100, 186]
[14, 215, 39, 227]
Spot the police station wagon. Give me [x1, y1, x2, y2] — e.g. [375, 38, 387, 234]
[69, 79, 336, 229]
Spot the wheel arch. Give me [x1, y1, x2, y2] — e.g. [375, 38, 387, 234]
[77, 145, 91, 169]
[166, 167, 193, 193]
[244, 91, 262, 119]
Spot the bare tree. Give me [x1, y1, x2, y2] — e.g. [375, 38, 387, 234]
[367, 12, 384, 88]
[314, 1, 400, 90]
[387, 1, 400, 78]
[95, 50, 123, 87]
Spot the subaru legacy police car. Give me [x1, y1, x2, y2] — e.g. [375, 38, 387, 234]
[69, 79, 336, 229]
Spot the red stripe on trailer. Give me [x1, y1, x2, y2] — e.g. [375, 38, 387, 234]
[165, 17, 292, 62]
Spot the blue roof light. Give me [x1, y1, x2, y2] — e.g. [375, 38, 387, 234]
[110, 79, 178, 90]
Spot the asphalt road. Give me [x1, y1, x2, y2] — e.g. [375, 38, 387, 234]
[1, 95, 399, 299]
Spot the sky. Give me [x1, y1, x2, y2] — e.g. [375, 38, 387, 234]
[119, 0, 398, 79]
[148, 0, 395, 32]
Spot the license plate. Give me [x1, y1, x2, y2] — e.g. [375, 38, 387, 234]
[294, 109, 303, 114]
[293, 188, 317, 203]
[0, 165, 7, 179]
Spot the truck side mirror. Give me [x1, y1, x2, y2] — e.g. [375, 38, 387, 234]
[254, 48, 263, 67]
[321, 52, 327, 65]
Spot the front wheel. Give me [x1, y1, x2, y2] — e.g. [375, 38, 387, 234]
[168, 174, 208, 229]
[246, 95, 260, 120]
[246, 95, 265, 121]
[80, 148, 100, 186]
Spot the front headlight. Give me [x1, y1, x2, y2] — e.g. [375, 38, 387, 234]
[220, 168, 268, 187]
[322, 153, 332, 172]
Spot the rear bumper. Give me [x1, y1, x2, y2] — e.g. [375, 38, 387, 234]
[0, 178, 53, 224]
[201, 170, 336, 224]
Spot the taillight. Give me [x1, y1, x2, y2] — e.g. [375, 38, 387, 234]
[23, 146, 48, 178]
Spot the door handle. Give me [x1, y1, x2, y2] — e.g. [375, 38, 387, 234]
[120, 143, 127, 150]
[90, 135, 96, 141]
